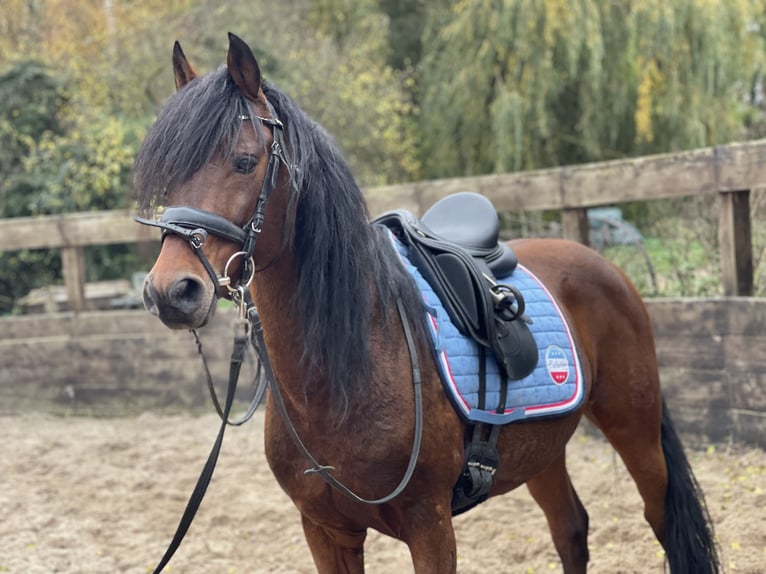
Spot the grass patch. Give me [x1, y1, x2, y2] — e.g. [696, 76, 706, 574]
[603, 237, 721, 298]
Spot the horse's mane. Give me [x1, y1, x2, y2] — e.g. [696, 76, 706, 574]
[264, 83, 427, 412]
[133, 67, 426, 413]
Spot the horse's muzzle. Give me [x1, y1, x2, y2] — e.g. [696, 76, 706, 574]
[142, 272, 216, 329]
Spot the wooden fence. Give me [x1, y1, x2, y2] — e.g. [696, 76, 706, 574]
[0, 139, 763, 306]
[0, 301, 763, 447]
[0, 139, 764, 445]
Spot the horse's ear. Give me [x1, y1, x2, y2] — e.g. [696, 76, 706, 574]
[226, 32, 262, 101]
[172, 41, 197, 90]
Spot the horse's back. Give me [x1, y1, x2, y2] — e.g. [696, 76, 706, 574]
[511, 237, 644, 306]
[511, 237, 653, 349]
[511, 237, 662, 433]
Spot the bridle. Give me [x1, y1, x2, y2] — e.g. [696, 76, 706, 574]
[135, 106, 289, 299]
[137, 103, 425, 573]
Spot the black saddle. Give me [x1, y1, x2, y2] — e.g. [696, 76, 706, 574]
[375, 192, 538, 381]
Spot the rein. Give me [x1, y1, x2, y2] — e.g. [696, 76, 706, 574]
[191, 288, 267, 427]
[138, 108, 425, 572]
[150, 309, 250, 574]
[269, 296, 423, 505]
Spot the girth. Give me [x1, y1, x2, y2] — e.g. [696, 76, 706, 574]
[374, 192, 538, 381]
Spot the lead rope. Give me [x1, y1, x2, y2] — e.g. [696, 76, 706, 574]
[151, 308, 250, 574]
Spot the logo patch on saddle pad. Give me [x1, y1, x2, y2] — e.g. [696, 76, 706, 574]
[545, 345, 570, 384]
[391, 235, 584, 425]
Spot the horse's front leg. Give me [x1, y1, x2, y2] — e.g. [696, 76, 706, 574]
[401, 502, 458, 574]
[301, 514, 367, 574]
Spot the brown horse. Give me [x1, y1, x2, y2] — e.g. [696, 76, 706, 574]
[134, 33, 719, 573]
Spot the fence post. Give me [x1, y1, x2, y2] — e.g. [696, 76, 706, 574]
[561, 207, 590, 246]
[718, 189, 753, 296]
[62, 246, 87, 311]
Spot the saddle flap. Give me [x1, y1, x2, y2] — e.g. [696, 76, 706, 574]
[493, 315, 538, 379]
[374, 204, 538, 382]
[410, 246, 485, 336]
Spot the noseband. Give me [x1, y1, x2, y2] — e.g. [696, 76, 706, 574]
[135, 108, 289, 297]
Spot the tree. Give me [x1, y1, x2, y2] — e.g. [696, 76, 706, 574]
[0, 61, 68, 214]
[418, 0, 763, 178]
[168, 0, 422, 184]
[0, 62, 68, 313]
[0, 59, 143, 313]
[0, 1, 421, 313]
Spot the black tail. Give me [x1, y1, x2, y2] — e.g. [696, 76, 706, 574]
[661, 400, 720, 573]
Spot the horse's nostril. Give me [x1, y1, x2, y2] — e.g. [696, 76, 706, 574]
[143, 278, 160, 316]
[168, 276, 207, 312]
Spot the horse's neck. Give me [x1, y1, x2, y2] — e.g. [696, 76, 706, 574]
[249, 255, 331, 417]
[250, 259, 302, 373]
[250, 252, 396, 419]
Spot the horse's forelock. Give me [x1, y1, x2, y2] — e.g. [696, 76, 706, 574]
[133, 66, 251, 214]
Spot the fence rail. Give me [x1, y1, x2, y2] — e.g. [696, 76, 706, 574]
[1, 139, 763, 309]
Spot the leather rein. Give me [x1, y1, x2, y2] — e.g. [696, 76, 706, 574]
[135, 105, 424, 572]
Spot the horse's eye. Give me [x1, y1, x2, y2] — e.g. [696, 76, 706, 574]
[234, 154, 257, 174]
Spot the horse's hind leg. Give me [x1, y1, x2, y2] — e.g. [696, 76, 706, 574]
[587, 374, 719, 572]
[585, 391, 669, 543]
[526, 454, 589, 574]
[300, 515, 366, 574]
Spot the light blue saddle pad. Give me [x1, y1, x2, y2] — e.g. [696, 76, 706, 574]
[391, 235, 585, 425]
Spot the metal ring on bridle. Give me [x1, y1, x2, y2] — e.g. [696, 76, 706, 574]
[220, 250, 256, 292]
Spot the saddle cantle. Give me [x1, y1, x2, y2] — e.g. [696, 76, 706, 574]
[374, 192, 538, 381]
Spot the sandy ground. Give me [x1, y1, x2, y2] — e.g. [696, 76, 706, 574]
[1, 411, 764, 574]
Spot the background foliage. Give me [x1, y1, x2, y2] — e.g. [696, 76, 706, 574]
[1, 0, 765, 312]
